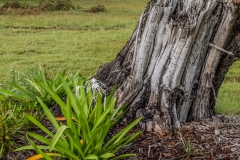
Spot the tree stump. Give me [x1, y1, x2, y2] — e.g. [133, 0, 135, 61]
[96, 0, 240, 135]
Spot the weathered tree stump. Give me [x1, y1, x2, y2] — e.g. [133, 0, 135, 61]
[96, 0, 240, 136]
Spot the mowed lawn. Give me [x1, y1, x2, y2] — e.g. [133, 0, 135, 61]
[0, 0, 149, 80]
[0, 0, 239, 115]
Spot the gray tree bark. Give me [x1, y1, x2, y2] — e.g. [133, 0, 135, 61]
[96, 0, 240, 136]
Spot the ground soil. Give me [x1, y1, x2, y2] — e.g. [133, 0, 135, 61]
[2, 114, 240, 160]
[119, 115, 240, 160]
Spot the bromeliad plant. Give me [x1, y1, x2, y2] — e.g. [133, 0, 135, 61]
[15, 76, 142, 160]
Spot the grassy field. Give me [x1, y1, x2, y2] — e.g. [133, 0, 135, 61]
[0, 0, 239, 115]
[0, 0, 148, 81]
[215, 55, 240, 114]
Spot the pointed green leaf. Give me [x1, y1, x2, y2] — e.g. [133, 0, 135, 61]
[99, 153, 115, 158]
[92, 97, 116, 132]
[0, 89, 30, 100]
[79, 113, 91, 143]
[14, 145, 50, 152]
[85, 154, 98, 159]
[66, 95, 73, 130]
[103, 117, 141, 150]
[84, 120, 110, 154]
[10, 82, 35, 100]
[34, 80, 66, 115]
[103, 135, 131, 152]
[26, 114, 54, 137]
[111, 154, 135, 160]
[110, 104, 128, 120]
[113, 118, 141, 145]
[94, 120, 110, 152]
[50, 125, 68, 152]
[37, 97, 59, 129]
[110, 106, 129, 127]
[61, 77, 80, 117]
[112, 131, 142, 153]
[64, 129, 85, 159]
[37, 97, 68, 145]
[38, 65, 48, 86]
[28, 132, 52, 145]
[28, 132, 77, 159]
[27, 135, 52, 160]
[95, 93, 103, 123]
[26, 79, 44, 97]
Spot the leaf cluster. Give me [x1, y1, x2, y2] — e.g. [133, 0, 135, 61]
[0, 67, 86, 157]
[0, 96, 35, 158]
[15, 76, 142, 159]
[39, 0, 75, 11]
[0, 66, 80, 105]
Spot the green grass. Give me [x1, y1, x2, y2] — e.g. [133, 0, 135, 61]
[224, 62, 240, 82]
[0, 0, 148, 82]
[0, 0, 239, 115]
[215, 82, 240, 115]
[214, 62, 240, 115]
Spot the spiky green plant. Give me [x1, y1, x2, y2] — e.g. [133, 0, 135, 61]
[15, 76, 142, 160]
[0, 66, 82, 105]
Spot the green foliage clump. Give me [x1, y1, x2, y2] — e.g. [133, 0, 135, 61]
[0, 0, 108, 14]
[1, 1, 21, 9]
[0, 0, 79, 14]
[0, 1, 40, 15]
[1, 1, 35, 9]
[40, 0, 75, 11]
[14, 73, 141, 159]
[0, 67, 142, 159]
[0, 67, 83, 157]
[5, 68, 40, 92]
[0, 96, 40, 158]
[0, 66, 79, 105]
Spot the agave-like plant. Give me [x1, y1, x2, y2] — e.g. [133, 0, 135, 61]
[15, 76, 142, 160]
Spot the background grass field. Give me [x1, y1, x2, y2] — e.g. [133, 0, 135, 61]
[0, 0, 239, 115]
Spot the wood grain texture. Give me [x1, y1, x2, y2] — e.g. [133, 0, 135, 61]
[96, 0, 240, 135]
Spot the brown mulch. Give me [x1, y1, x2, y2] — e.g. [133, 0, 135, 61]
[118, 115, 240, 160]
[2, 115, 240, 160]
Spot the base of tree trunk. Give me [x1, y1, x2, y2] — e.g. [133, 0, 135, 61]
[96, 0, 240, 135]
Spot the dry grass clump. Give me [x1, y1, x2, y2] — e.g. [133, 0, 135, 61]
[0, 1, 39, 15]
[40, 0, 75, 11]
[1, 1, 22, 9]
[0, 1, 107, 15]
[0, 1, 41, 15]
[85, 5, 107, 13]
